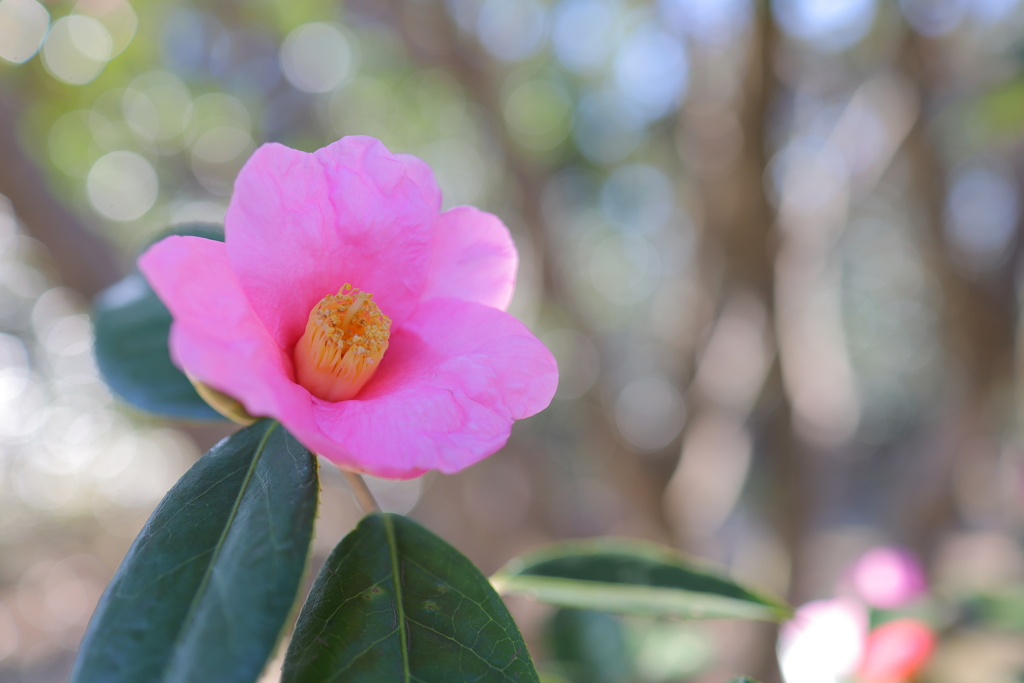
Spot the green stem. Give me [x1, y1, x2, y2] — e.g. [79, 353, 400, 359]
[342, 470, 380, 514]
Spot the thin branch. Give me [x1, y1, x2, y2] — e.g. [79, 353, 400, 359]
[343, 470, 381, 515]
[895, 34, 1016, 559]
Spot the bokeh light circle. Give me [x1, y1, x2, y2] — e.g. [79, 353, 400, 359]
[86, 151, 159, 221]
[944, 162, 1018, 271]
[191, 126, 252, 164]
[660, 0, 752, 44]
[280, 22, 353, 94]
[0, 0, 49, 64]
[477, 0, 547, 62]
[123, 71, 192, 145]
[773, 0, 876, 51]
[589, 232, 661, 304]
[614, 377, 685, 450]
[48, 110, 96, 178]
[41, 15, 112, 85]
[614, 23, 689, 120]
[542, 328, 600, 400]
[503, 79, 573, 151]
[574, 90, 645, 165]
[601, 164, 674, 234]
[75, 0, 137, 57]
[551, 0, 618, 72]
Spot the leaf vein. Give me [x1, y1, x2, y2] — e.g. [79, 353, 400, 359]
[383, 515, 411, 682]
[164, 421, 278, 664]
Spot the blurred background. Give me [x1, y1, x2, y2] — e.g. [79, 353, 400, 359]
[1, 0, 1024, 681]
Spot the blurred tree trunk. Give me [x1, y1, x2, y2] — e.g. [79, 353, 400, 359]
[0, 93, 123, 298]
[897, 34, 1018, 562]
[373, 0, 678, 540]
[681, 5, 811, 681]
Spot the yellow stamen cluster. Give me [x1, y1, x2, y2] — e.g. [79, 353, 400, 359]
[293, 284, 391, 402]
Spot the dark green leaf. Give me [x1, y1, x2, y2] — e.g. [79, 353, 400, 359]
[966, 587, 1024, 631]
[93, 273, 218, 419]
[546, 609, 630, 683]
[283, 513, 540, 683]
[145, 222, 225, 247]
[71, 419, 319, 683]
[491, 538, 790, 622]
[93, 223, 225, 420]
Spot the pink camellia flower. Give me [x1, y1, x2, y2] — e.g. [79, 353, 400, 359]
[850, 547, 928, 609]
[138, 136, 558, 479]
[857, 618, 935, 683]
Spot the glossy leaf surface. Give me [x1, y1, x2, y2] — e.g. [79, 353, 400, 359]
[491, 538, 790, 622]
[283, 513, 540, 683]
[92, 224, 225, 420]
[71, 419, 319, 683]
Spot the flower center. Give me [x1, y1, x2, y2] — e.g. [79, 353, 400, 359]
[293, 284, 391, 402]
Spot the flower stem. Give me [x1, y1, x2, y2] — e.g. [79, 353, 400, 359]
[342, 470, 380, 514]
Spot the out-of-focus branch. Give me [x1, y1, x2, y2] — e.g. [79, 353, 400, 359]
[0, 93, 124, 298]
[897, 35, 1016, 559]
[678, 8, 808, 680]
[741, 12, 812, 683]
[371, 0, 559, 296]
[903, 41, 1015, 398]
[730, 0, 814, 598]
[367, 0, 674, 537]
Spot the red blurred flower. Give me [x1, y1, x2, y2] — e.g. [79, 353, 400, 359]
[857, 618, 935, 683]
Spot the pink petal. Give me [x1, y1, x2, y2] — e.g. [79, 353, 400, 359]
[138, 236, 309, 421]
[225, 136, 441, 349]
[422, 206, 518, 311]
[296, 298, 558, 479]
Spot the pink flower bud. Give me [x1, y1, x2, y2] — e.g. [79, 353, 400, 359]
[850, 547, 927, 609]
